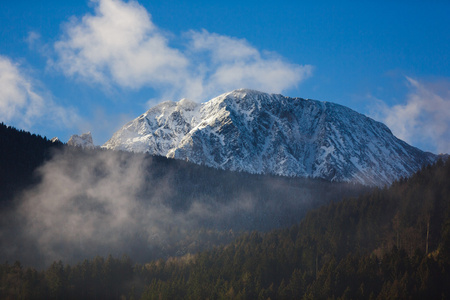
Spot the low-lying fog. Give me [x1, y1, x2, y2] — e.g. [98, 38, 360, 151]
[0, 148, 366, 268]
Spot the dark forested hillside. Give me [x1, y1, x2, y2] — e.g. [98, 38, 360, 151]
[0, 124, 368, 268]
[136, 158, 450, 299]
[0, 123, 62, 203]
[1, 157, 448, 299]
[0, 123, 366, 211]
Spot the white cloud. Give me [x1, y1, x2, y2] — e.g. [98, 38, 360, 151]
[54, 0, 188, 90]
[189, 30, 260, 63]
[0, 55, 81, 129]
[52, 0, 313, 101]
[370, 77, 450, 154]
[188, 30, 313, 98]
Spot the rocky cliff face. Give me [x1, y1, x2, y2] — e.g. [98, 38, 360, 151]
[68, 132, 95, 149]
[103, 89, 437, 186]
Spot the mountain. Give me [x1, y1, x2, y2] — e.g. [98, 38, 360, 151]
[67, 132, 95, 148]
[103, 89, 437, 186]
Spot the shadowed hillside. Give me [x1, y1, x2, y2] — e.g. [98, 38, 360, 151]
[0, 124, 368, 267]
[0, 155, 448, 299]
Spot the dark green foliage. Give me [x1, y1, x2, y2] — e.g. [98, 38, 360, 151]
[135, 158, 450, 300]
[0, 256, 134, 300]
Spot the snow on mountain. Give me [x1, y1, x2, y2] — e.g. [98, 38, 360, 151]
[103, 89, 437, 186]
[68, 132, 95, 149]
[50, 137, 60, 143]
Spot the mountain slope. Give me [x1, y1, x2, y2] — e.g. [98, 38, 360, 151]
[0, 123, 369, 267]
[2, 158, 449, 299]
[0, 123, 63, 203]
[103, 89, 437, 186]
[67, 132, 95, 148]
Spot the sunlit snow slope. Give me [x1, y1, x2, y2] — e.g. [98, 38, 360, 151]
[103, 89, 436, 186]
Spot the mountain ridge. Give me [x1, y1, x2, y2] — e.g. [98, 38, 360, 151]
[103, 89, 437, 186]
[67, 132, 96, 149]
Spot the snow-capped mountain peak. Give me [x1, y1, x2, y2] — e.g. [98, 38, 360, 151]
[67, 132, 95, 149]
[103, 89, 437, 186]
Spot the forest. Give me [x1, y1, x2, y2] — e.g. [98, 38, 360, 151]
[0, 123, 368, 266]
[1, 123, 449, 299]
[0, 123, 63, 203]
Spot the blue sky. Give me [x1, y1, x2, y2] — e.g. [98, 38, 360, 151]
[0, 0, 449, 153]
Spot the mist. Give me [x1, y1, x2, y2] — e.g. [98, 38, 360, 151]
[0, 147, 367, 268]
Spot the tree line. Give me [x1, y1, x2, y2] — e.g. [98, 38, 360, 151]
[1, 156, 449, 299]
[0, 123, 62, 202]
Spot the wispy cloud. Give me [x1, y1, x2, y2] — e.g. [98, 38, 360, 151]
[370, 77, 450, 154]
[52, 0, 313, 102]
[0, 55, 81, 130]
[187, 30, 313, 99]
